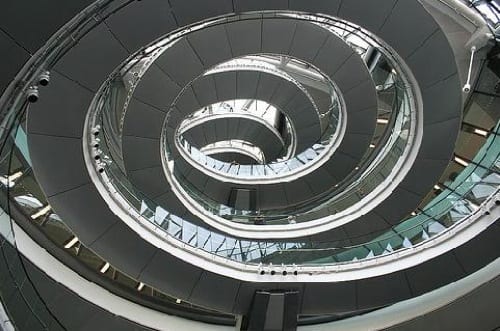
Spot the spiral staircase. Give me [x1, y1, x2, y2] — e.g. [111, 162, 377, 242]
[1, 0, 500, 330]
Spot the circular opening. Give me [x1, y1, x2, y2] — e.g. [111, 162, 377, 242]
[270, 270, 276, 276]
[282, 270, 287, 276]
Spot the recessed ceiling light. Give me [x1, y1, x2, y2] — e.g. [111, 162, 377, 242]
[100, 262, 110, 274]
[31, 205, 51, 219]
[64, 237, 79, 249]
[473, 128, 488, 137]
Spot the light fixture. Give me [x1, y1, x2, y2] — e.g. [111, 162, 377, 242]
[473, 128, 488, 137]
[64, 236, 79, 249]
[0, 171, 23, 187]
[137, 282, 145, 291]
[176, 299, 182, 304]
[377, 118, 389, 124]
[454, 156, 469, 167]
[369, 144, 376, 148]
[31, 205, 51, 219]
[434, 184, 441, 190]
[100, 262, 110, 273]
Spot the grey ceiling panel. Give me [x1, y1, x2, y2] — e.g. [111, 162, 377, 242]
[188, 25, 233, 69]
[419, 118, 460, 160]
[406, 253, 466, 296]
[357, 273, 412, 310]
[48, 183, 117, 245]
[333, 55, 372, 93]
[343, 213, 390, 242]
[214, 117, 228, 141]
[338, 0, 398, 33]
[342, 79, 378, 113]
[175, 86, 201, 114]
[255, 73, 282, 101]
[271, 82, 304, 110]
[323, 152, 358, 178]
[192, 76, 218, 106]
[129, 166, 169, 198]
[302, 282, 356, 314]
[123, 98, 166, 139]
[139, 249, 203, 301]
[421, 73, 462, 125]
[296, 125, 321, 144]
[203, 121, 218, 144]
[379, 0, 439, 59]
[237, 71, 260, 99]
[214, 71, 238, 102]
[312, 36, 354, 77]
[283, 181, 314, 205]
[225, 19, 262, 57]
[289, 21, 329, 62]
[189, 272, 241, 312]
[0, 0, 93, 53]
[376, 188, 422, 225]
[336, 133, 372, 159]
[406, 31, 457, 89]
[154, 191, 189, 217]
[106, 0, 177, 53]
[155, 39, 204, 86]
[289, 0, 342, 16]
[228, 117, 241, 138]
[133, 65, 180, 111]
[261, 19, 297, 55]
[454, 223, 500, 274]
[257, 183, 288, 209]
[304, 168, 338, 194]
[285, 93, 314, 116]
[399, 159, 449, 195]
[27, 134, 89, 197]
[234, 0, 288, 12]
[183, 130, 207, 147]
[204, 177, 231, 203]
[169, 0, 233, 27]
[347, 108, 379, 135]
[90, 222, 157, 279]
[27, 71, 93, 138]
[55, 24, 128, 91]
[0, 30, 30, 94]
[122, 136, 161, 171]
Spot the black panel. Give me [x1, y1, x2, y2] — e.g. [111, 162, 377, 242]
[139, 249, 202, 301]
[122, 136, 161, 171]
[302, 282, 356, 314]
[28, 71, 93, 138]
[0, 0, 93, 52]
[27, 135, 90, 197]
[379, 0, 439, 58]
[338, 0, 398, 32]
[123, 98, 166, 139]
[48, 184, 118, 245]
[0, 30, 30, 94]
[90, 222, 157, 279]
[356, 273, 412, 310]
[55, 23, 128, 91]
[406, 253, 466, 296]
[188, 24, 233, 69]
[106, 0, 177, 53]
[261, 19, 297, 55]
[169, 0, 233, 27]
[189, 271, 241, 312]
